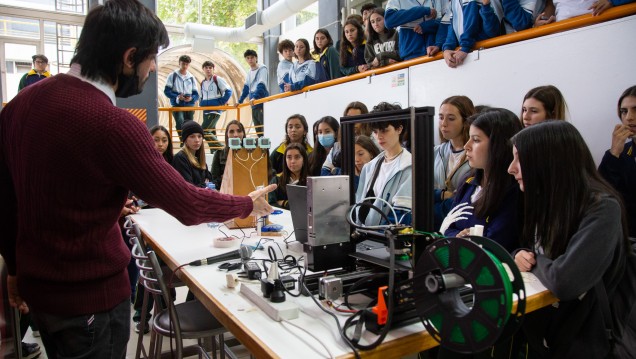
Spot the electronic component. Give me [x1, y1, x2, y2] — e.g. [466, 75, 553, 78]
[261, 223, 283, 232]
[244, 261, 262, 280]
[243, 137, 257, 149]
[258, 137, 271, 149]
[229, 137, 242, 150]
[280, 275, 296, 290]
[319, 276, 343, 301]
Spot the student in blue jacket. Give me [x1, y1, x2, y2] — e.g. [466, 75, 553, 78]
[442, 0, 501, 68]
[442, 108, 523, 253]
[163, 55, 200, 136]
[199, 61, 232, 153]
[238, 49, 269, 137]
[284, 39, 318, 92]
[385, 0, 440, 60]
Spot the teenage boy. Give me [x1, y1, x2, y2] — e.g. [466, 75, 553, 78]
[164, 54, 199, 136]
[237, 49, 269, 137]
[200, 60, 232, 153]
[276, 39, 295, 93]
[18, 54, 51, 91]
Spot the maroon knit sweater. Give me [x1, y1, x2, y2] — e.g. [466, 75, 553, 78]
[0, 74, 252, 316]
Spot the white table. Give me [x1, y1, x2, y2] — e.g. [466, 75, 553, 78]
[132, 208, 557, 359]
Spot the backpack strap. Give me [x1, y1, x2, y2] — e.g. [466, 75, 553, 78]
[213, 75, 221, 96]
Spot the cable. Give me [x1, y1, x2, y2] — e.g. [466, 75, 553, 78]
[347, 202, 393, 230]
[343, 272, 389, 310]
[300, 277, 361, 359]
[341, 229, 397, 351]
[280, 318, 335, 359]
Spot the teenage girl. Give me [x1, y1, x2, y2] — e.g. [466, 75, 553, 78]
[150, 125, 174, 164]
[269, 143, 309, 209]
[509, 120, 630, 357]
[520, 85, 568, 127]
[270, 114, 313, 175]
[434, 96, 475, 227]
[340, 19, 368, 76]
[210, 120, 246, 190]
[356, 102, 412, 226]
[284, 39, 317, 92]
[312, 28, 341, 81]
[309, 116, 339, 176]
[598, 85, 636, 237]
[365, 8, 401, 69]
[442, 108, 523, 252]
[353, 135, 381, 192]
[172, 121, 212, 187]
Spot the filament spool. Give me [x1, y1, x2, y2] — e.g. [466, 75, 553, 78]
[413, 236, 526, 354]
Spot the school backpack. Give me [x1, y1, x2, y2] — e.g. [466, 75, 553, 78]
[597, 237, 636, 358]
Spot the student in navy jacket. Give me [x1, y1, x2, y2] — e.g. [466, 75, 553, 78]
[443, 108, 523, 253]
[199, 61, 232, 153]
[599, 85, 636, 237]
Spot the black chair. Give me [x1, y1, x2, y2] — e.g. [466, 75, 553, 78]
[131, 236, 236, 359]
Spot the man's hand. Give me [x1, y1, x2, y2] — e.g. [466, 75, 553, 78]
[427, 46, 441, 57]
[8, 275, 29, 314]
[120, 198, 140, 217]
[248, 184, 277, 217]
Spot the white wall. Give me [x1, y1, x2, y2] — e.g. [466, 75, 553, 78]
[264, 15, 636, 165]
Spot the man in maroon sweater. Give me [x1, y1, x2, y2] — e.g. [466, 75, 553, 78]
[0, 0, 274, 357]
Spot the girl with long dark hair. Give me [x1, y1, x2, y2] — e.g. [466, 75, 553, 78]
[210, 120, 246, 190]
[364, 8, 400, 69]
[340, 19, 368, 76]
[269, 143, 309, 209]
[309, 116, 339, 176]
[312, 28, 341, 81]
[150, 125, 173, 164]
[509, 121, 630, 358]
[270, 114, 313, 175]
[442, 108, 523, 252]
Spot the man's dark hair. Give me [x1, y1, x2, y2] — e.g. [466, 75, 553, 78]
[70, 0, 169, 85]
[179, 55, 191, 63]
[361, 3, 377, 13]
[202, 61, 214, 68]
[32, 54, 48, 64]
[277, 39, 294, 54]
[244, 49, 258, 58]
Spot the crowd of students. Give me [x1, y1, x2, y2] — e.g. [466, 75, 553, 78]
[276, 0, 635, 91]
[256, 83, 635, 357]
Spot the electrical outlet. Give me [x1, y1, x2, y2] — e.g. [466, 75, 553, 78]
[240, 283, 299, 321]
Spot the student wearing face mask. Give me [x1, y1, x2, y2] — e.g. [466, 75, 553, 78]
[309, 116, 340, 176]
